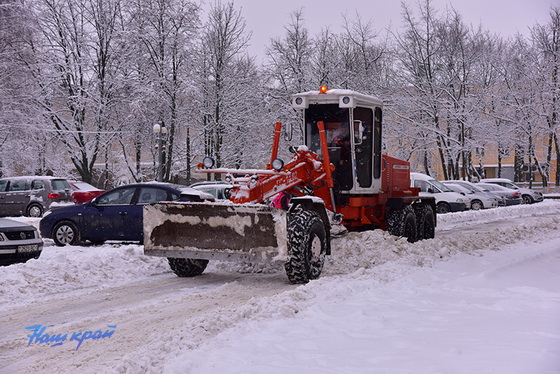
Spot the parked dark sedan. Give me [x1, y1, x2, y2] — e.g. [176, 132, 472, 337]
[39, 183, 213, 246]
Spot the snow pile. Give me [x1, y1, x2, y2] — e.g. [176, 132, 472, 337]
[0, 244, 169, 306]
[164, 240, 560, 374]
[435, 200, 560, 229]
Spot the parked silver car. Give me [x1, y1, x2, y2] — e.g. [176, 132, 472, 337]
[0, 176, 73, 217]
[440, 183, 473, 210]
[479, 178, 544, 204]
[0, 218, 44, 265]
[190, 181, 232, 200]
[477, 182, 523, 206]
[442, 180, 500, 210]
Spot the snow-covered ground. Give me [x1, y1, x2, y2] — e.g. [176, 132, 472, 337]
[1, 201, 560, 373]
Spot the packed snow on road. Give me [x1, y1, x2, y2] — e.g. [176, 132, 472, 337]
[1, 201, 560, 373]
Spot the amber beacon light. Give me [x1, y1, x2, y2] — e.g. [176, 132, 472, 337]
[319, 85, 328, 94]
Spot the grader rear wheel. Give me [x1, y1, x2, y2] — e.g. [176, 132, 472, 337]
[284, 209, 327, 284]
[416, 205, 435, 240]
[387, 205, 418, 243]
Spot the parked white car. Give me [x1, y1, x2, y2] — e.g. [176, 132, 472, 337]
[479, 178, 544, 204]
[0, 218, 43, 265]
[410, 172, 467, 214]
[477, 182, 523, 206]
[442, 180, 500, 210]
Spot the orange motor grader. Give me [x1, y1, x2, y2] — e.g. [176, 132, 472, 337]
[143, 87, 436, 284]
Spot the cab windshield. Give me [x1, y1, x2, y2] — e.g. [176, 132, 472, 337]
[304, 104, 350, 154]
[305, 104, 353, 190]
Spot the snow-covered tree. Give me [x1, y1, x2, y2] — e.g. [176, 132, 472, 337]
[197, 1, 252, 172]
[391, 0, 448, 177]
[13, 0, 131, 184]
[497, 36, 546, 187]
[531, 7, 560, 186]
[0, 0, 55, 177]
[264, 9, 313, 142]
[474, 32, 513, 180]
[390, 0, 490, 180]
[124, 0, 200, 182]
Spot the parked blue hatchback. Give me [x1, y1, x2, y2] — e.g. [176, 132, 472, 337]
[39, 183, 213, 246]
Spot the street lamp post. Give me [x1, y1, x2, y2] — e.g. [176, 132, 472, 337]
[153, 124, 167, 181]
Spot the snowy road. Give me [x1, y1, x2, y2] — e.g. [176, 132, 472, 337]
[1, 201, 560, 373]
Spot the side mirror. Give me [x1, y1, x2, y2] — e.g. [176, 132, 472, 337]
[427, 188, 435, 193]
[284, 122, 293, 141]
[353, 120, 363, 145]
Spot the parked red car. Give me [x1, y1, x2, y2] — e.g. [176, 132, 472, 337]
[69, 181, 105, 204]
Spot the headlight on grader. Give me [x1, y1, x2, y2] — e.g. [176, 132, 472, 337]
[202, 156, 215, 169]
[271, 158, 284, 171]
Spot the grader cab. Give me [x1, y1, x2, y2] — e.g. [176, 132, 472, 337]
[143, 87, 436, 284]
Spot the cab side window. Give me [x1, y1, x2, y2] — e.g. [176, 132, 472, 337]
[353, 107, 374, 188]
[0, 180, 7, 192]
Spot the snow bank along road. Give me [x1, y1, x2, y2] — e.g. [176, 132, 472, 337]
[1, 201, 560, 373]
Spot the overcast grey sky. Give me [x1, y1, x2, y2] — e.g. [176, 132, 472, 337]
[225, 0, 558, 62]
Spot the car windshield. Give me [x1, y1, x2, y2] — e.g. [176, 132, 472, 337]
[72, 181, 98, 191]
[451, 182, 477, 193]
[479, 184, 501, 191]
[430, 180, 453, 192]
[449, 184, 470, 194]
[468, 184, 485, 193]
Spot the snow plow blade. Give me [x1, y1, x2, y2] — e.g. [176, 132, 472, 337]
[143, 202, 288, 262]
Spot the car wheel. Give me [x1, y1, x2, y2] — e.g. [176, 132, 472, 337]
[522, 195, 533, 204]
[436, 202, 451, 214]
[53, 221, 80, 246]
[26, 203, 44, 218]
[471, 200, 483, 210]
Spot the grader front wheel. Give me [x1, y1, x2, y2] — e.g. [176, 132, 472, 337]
[284, 210, 327, 284]
[168, 258, 209, 277]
